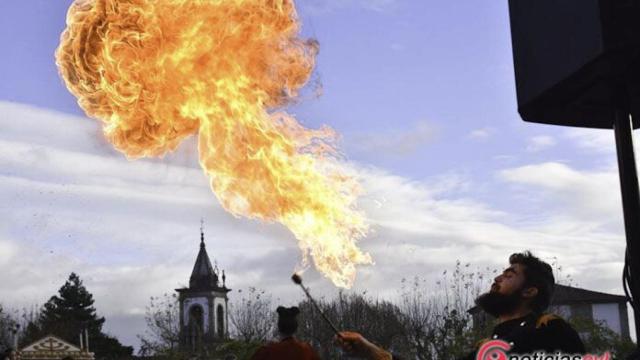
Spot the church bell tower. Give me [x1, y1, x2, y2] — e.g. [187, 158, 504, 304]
[176, 222, 231, 351]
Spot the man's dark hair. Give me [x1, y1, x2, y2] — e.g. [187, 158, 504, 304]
[509, 251, 555, 313]
[276, 306, 300, 336]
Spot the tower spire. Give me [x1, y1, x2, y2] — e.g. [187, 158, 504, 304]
[189, 217, 218, 289]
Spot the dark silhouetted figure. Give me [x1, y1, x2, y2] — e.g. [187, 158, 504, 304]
[250, 306, 321, 360]
[1, 348, 16, 360]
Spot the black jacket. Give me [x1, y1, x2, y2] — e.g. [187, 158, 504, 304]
[457, 312, 585, 360]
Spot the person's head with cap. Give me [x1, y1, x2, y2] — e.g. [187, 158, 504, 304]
[276, 306, 300, 337]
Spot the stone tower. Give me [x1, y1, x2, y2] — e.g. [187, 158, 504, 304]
[176, 223, 231, 351]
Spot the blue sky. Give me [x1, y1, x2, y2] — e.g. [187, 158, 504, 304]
[0, 0, 570, 176]
[0, 0, 634, 349]
[0, 0, 609, 175]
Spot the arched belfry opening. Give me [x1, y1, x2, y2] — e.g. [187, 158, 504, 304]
[176, 220, 231, 351]
[187, 304, 204, 351]
[189, 305, 204, 329]
[217, 304, 225, 338]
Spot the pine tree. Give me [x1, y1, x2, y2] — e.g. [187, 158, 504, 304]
[39, 273, 105, 342]
[21, 273, 133, 359]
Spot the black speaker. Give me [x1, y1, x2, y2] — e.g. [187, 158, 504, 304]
[508, 0, 640, 129]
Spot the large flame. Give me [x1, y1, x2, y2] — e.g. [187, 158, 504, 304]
[56, 0, 371, 287]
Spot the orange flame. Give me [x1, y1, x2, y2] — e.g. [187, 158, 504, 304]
[56, 0, 371, 287]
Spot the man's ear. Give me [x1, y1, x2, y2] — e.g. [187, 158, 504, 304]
[522, 286, 538, 299]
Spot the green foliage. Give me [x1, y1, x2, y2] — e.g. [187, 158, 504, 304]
[133, 339, 261, 360]
[210, 339, 262, 360]
[26, 273, 106, 344]
[21, 273, 133, 359]
[569, 316, 636, 359]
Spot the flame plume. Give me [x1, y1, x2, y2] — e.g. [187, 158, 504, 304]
[56, 0, 371, 287]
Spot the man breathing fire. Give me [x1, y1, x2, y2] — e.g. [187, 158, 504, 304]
[336, 251, 585, 359]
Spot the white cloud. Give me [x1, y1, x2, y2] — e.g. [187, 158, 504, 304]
[467, 128, 493, 141]
[492, 154, 516, 163]
[499, 162, 621, 229]
[0, 102, 634, 348]
[526, 135, 556, 153]
[300, 0, 399, 14]
[347, 120, 436, 157]
[563, 127, 640, 182]
[0, 240, 16, 266]
[564, 128, 615, 154]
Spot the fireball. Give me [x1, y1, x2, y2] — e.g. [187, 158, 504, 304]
[56, 0, 371, 287]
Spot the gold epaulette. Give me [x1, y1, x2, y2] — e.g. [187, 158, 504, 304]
[475, 338, 491, 349]
[535, 313, 561, 328]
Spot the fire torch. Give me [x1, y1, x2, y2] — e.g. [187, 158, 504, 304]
[291, 273, 343, 338]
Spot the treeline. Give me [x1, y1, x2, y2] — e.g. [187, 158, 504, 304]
[1, 263, 636, 359]
[140, 262, 636, 360]
[0, 273, 133, 359]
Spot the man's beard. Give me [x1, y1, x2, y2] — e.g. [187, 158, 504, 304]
[475, 288, 522, 317]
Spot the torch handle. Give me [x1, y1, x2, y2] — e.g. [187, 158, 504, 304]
[299, 284, 343, 338]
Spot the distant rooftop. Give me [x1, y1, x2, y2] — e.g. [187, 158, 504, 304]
[469, 284, 626, 314]
[552, 284, 626, 304]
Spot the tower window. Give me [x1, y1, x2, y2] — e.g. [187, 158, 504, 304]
[189, 304, 204, 334]
[217, 304, 224, 338]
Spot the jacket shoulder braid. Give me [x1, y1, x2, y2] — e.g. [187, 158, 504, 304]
[535, 313, 561, 328]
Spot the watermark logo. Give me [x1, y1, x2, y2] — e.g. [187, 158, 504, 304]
[475, 340, 611, 360]
[476, 340, 511, 360]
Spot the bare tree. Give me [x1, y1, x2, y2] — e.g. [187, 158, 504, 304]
[0, 304, 17, 351]
[297, 291, 409, 359]
[229, 287, 275, 343]
[398, 261, 494, 360]
[398, 278, 437, 359]
[1, 304, 40, 351]
[137, 293, 181, 356]
[133, 258, 592, 359]
[550, 256, 575, 286]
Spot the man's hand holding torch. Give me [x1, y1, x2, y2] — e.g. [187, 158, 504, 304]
[335, 331, 393, 360]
